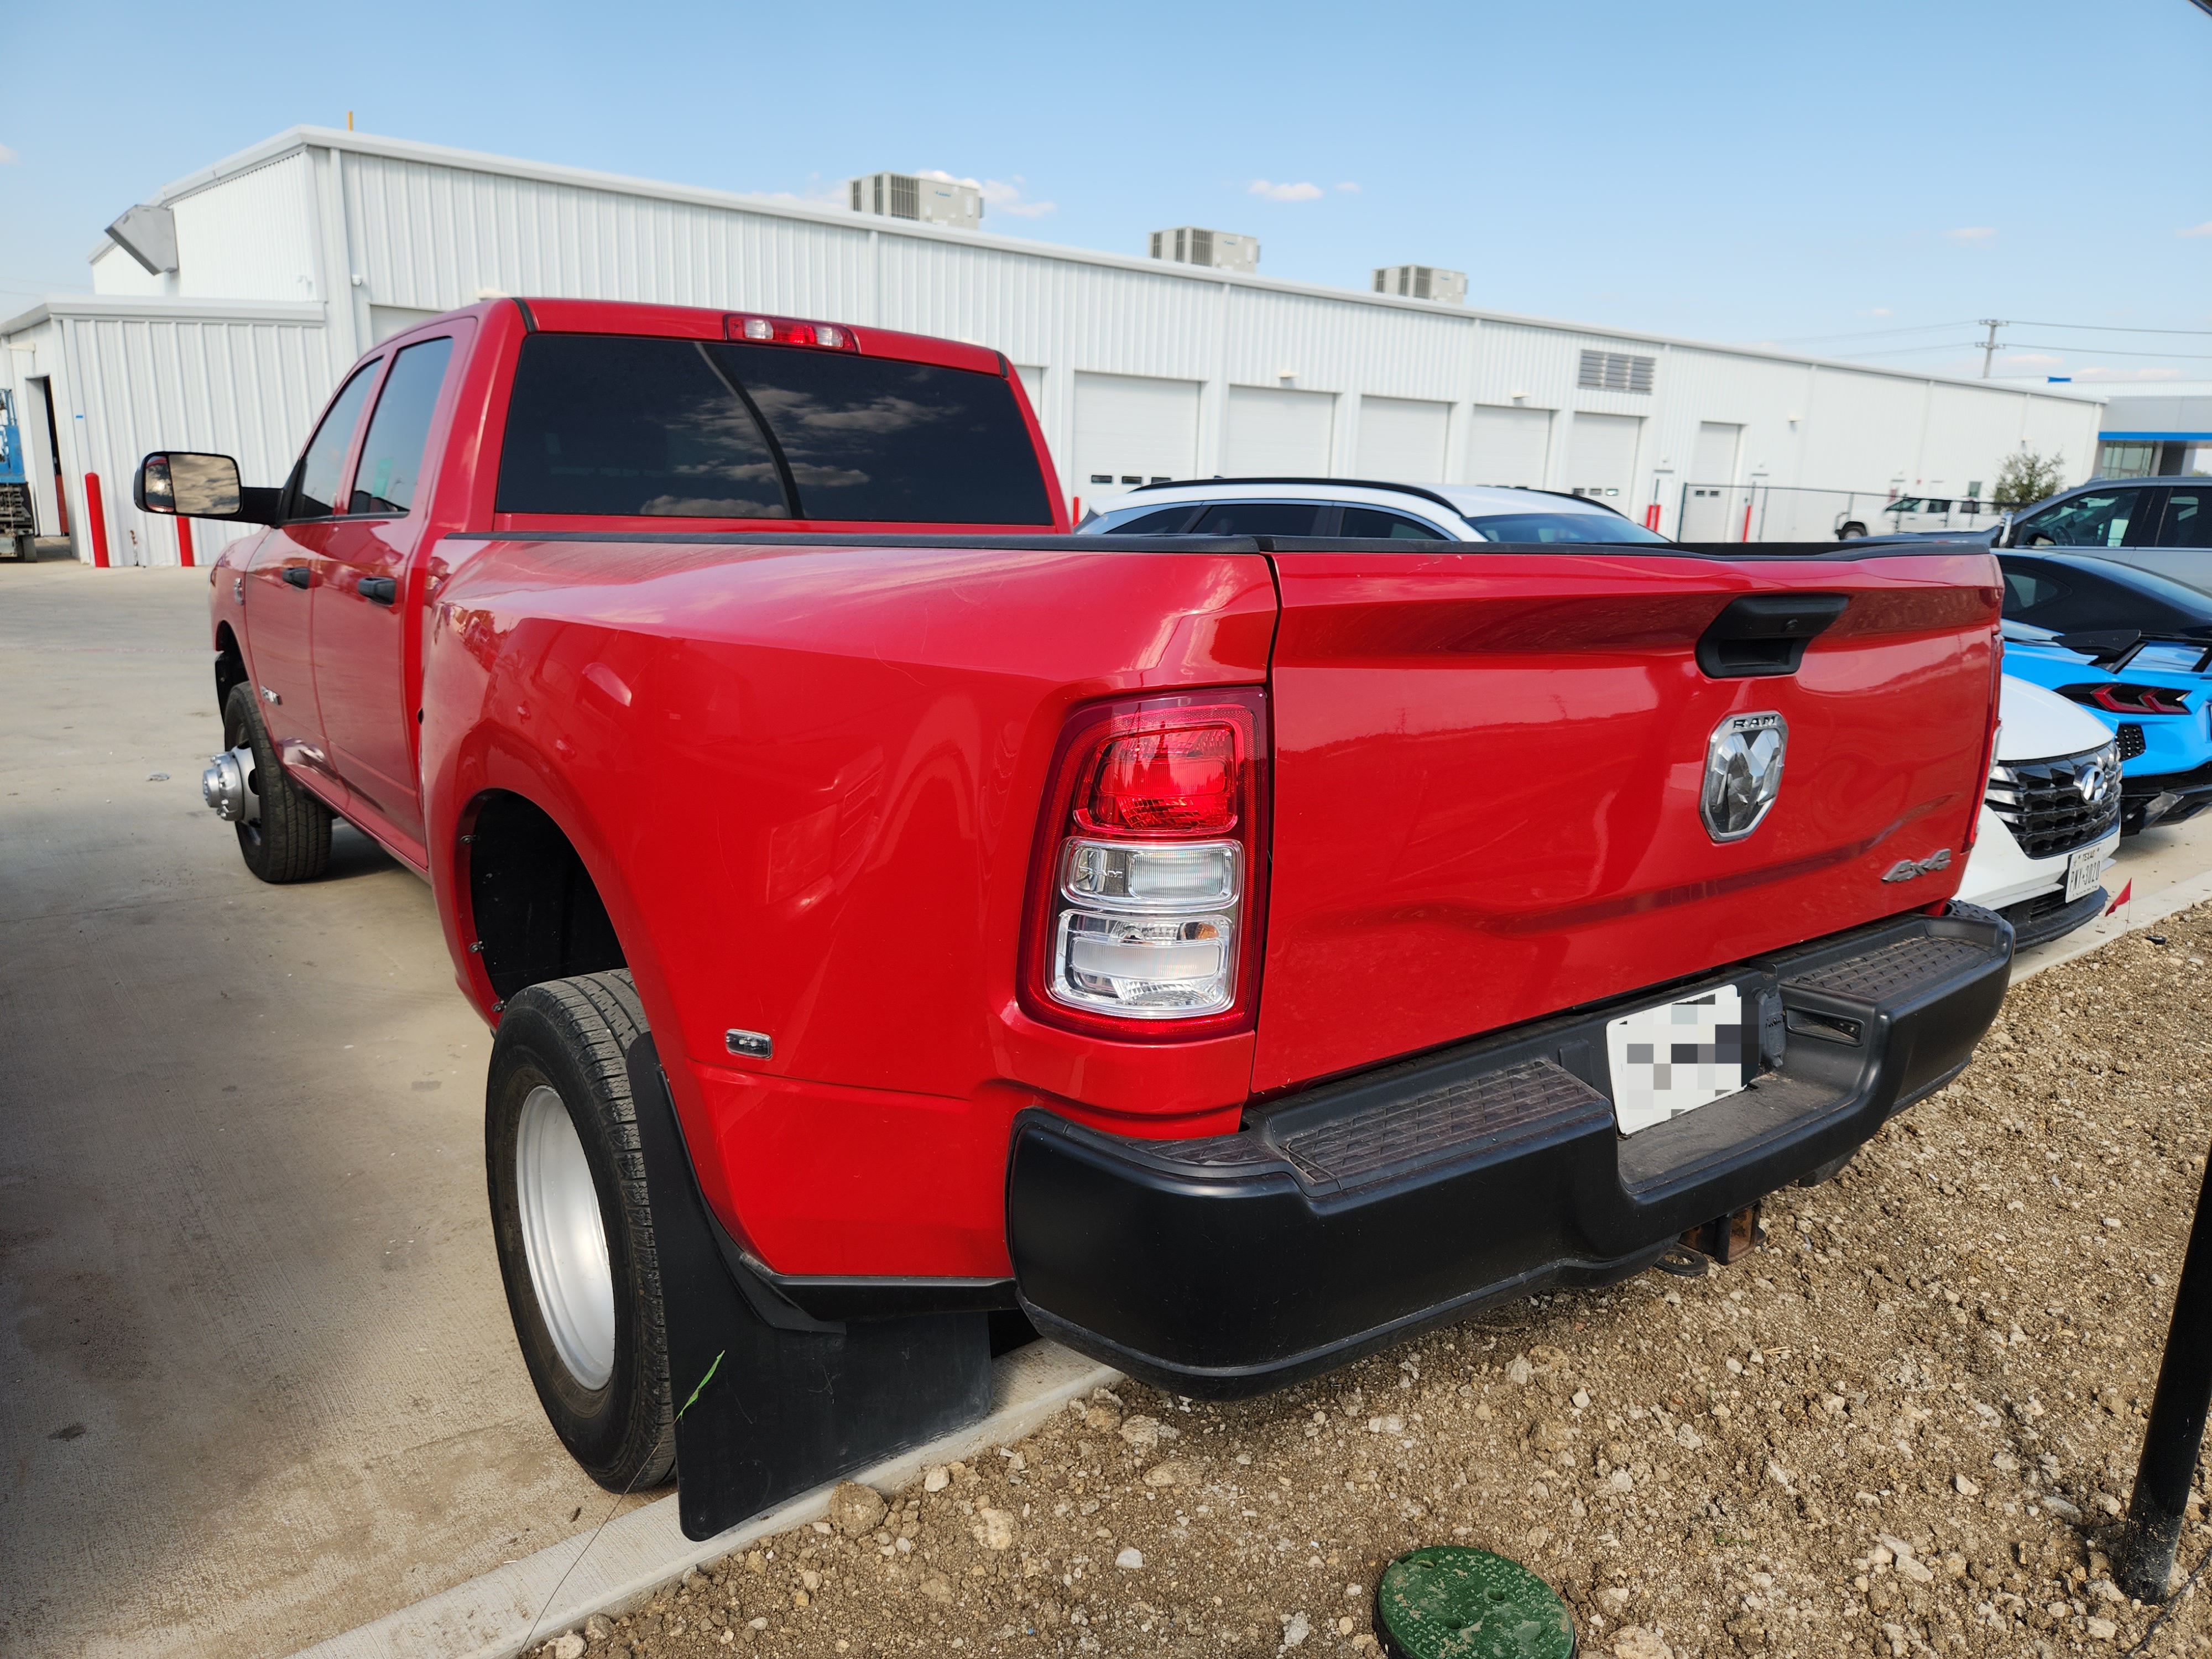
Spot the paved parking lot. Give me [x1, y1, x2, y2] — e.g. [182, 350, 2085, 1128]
[3, 556, 2209, 1659]
[0, 561, 643, 1658]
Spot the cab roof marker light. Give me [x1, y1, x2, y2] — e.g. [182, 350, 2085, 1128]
[724, 314, 859, 351]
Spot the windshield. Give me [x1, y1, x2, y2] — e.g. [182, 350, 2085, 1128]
[1461, 511, 1670, 545]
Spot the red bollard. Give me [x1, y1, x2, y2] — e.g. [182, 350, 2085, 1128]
[1643, 502, 1662, 531]
[83, 472, 111, 568]
[176, 515, 196, 568]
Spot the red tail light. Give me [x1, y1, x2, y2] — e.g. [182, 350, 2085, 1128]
[723, 314, 860, 351]
[2059, 682, 2192, 717]
[1020, 691, 1269, 1041]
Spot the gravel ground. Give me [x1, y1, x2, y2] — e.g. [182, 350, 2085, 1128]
[540, 907, 2212, 1659]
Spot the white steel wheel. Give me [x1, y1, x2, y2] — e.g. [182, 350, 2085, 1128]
[515, 1084, 617, 1390]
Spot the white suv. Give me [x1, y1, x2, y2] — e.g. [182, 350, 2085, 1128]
[1955, 676, 2122, 948]
[1075, 478, 1672, 544]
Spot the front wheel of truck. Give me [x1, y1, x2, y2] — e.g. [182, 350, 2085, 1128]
[220, 681, 331, 883]
[487, 971, 676, 1492]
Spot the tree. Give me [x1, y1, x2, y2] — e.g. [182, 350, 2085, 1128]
[1994, 447, 2068, 509]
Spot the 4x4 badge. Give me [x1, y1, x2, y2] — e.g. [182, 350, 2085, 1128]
[1880, 848, 1954, 884]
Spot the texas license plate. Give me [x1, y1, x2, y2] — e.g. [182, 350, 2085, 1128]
[1604, 985, 1750, 1136]
[2065, 846, 2101, 904]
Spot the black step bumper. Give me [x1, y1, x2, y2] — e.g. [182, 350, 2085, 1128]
[1007, 901, 2011, 1398]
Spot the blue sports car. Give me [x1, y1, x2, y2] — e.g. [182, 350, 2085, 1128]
[2000, 620, 2212, 833]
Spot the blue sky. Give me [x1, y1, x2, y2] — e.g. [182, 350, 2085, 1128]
[4, 0, 2208, 382]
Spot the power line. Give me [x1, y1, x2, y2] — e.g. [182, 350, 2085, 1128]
[2006, 317, 2212, 337]
[2008, 340, 2212, 360]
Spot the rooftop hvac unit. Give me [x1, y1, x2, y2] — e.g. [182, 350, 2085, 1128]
[1372, 264, 1466, 305]
[847, 173, 984, 231]
[1147, 226, 1259, 274]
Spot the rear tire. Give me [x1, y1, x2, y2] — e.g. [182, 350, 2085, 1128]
[222, 681, 331, 883]
[1837, 523, 1866, 540]
[487, 971, 676, 1491]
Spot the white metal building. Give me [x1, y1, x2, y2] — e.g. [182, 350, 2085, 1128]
[1, 124, 2105, 566]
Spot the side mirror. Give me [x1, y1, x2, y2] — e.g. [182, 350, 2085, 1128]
[137, 451, 244, 518]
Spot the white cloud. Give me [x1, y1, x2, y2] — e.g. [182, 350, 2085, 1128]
[1248, 179, 1323, 202]
[1334, 181, 1360, 193]
[916, 168, 1055, 217]
[1945, 226, 1997, 243]
[0, 142, 17, 165]
[979, 180, 1055, 218]
[1996, 352, 2062, 368]
[2179, 221, 2212, 238]
[1863, 306, 1893, 316]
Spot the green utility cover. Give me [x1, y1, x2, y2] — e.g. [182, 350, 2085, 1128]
[1375, 1546, 1576, 1659]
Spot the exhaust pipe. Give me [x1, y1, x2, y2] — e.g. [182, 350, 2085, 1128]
[202, 745, 259, 824]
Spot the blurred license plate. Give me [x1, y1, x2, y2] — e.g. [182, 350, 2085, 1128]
[2065, 847, 2101, 904]
[1605, 985, 1749, 1136]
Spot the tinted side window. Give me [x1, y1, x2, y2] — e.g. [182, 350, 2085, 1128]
[2160, 489, 2212, 549]
[718, 343, 1052, 525]
[1342, 507, 1447, 540]
[1189, 502, 1322, 536]
[1100, 505, 1203, 534]
[2015, 489, 2144, 548]
[2001, 567, 2068, 615]
[349, 338, 454, 515]
[497, 336, 789, 518]
[288, 364, 380, 520]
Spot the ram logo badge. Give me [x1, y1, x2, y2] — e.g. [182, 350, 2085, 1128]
[1701, 711, 1788, 842]
[1881, 848, 1954, 884]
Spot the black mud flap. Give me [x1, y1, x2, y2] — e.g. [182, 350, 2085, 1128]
[625, 1033, 993, 1541]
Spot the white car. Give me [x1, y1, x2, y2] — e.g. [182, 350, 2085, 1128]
[1835, 493, 1998, 540]
[1957, 676, 2122, 947]
[1074, 477, 1673, 544]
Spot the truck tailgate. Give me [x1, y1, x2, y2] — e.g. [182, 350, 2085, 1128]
[1253, 546, 2000, 1094]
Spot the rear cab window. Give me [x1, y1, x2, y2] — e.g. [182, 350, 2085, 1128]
[495, 334, 1053, 526]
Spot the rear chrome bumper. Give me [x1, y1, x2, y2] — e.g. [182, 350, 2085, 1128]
[1007, 901, 2012, 1397]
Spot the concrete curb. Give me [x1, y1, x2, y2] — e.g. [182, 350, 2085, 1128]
[2008, 864, 2212, 984]
[292, 1341, 1120, 1659]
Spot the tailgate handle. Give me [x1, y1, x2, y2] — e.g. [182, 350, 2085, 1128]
[357, 576, 397, 605]
[1697, 593, 1849, 678]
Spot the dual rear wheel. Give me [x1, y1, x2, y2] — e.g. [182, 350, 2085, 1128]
[486, 971, 676, 1491]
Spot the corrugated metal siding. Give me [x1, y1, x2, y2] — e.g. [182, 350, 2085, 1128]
[33, 131, 2107, 559]
[175, 153, 321, 304]
[343, 152, 874, 317]
[52, 310, 333, 566]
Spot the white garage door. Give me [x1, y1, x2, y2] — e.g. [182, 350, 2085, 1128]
[1072, 372, 1201, 502]
[1355, 396, 1449, 481]
[1467, 405, 1552, 487]
[1565, 413, 1642, 502]
[1224, 385, 1335, 477]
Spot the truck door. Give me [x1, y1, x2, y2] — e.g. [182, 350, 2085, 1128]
[309, 328, 466, 853]
[248, 360, 383, 774]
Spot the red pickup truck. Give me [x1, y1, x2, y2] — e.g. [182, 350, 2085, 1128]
[139, 298, 2012, 1539]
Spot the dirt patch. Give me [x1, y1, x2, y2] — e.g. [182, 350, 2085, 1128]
[547, 911, 2212, 1659]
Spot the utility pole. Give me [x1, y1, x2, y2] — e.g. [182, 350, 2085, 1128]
[1978, 319, 2007, 379]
